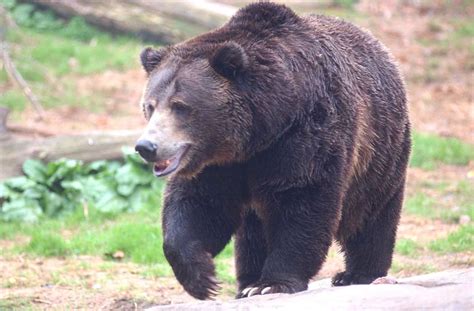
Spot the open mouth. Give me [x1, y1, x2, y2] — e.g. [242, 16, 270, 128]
[153, 145, 189, 177]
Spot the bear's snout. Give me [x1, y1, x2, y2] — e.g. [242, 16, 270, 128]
[135, 139, 158, 162]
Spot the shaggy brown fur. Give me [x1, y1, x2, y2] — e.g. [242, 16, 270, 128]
[136, 2, 410, 300]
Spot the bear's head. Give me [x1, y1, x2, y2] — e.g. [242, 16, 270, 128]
[135, 42, 253, 178]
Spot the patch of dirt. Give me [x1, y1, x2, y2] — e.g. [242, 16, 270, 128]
[356, 1, 474, 144]
[11, 69, 147, 136]
[0, 255, 232, 310]
[406, 163, 473, 197]
[398, 214, 459, 243]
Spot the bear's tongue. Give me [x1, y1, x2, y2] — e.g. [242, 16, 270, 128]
[152, 145, 189, 177]
[153, 158, 176, 177]
[154, 159, 171, 173]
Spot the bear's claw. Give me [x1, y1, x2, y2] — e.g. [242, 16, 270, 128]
[237, 285, 277, 298]
[182, 273, 221, 300]
[237, 280, 305, 298]
[332, 271, 383, 286]
[169, 248, 222, 300]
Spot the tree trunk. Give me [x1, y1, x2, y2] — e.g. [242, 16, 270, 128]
[0, 130, 141, 181]
[27, 0, 238, 44]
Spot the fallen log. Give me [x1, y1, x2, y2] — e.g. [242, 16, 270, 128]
[146, 269, 474, 311]
[0, 130, 141, 181]
[127, 0, 237, 29]
[27, 0, 238, 44]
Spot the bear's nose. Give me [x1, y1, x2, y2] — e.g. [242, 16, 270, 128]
[135, 139, 158, 162]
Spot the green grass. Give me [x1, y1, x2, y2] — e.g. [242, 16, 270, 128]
[417, 17, 473, 47]
[395, 238, 421, 257]
[333, 0, 358, 9]
[25, 231, 69, 257]
[429, 225, 474, 253]
[6, 22, 142, 79]
[1, 12, 145, 111]
[454, 19, 474, 39]
[390, 261, 437, 275]
[404, 193, 437, 218]
[0, 297, 34, 310]
[15, 206, 165, 260]
[142, 264, 173, 279]
[404, 186, 473, 223]
[2, 205, 236, 282]
[0, 2, 156, 84]
[39, 80, 109, 110]
[5, 28, 143, 110]
[70, 222, 165, 264]
[0, 68, 8, 82]
[21, 30, 139, 77]
[0, 90, 27, 111]
[416, 16, 473, 79]
[410, 132, 474, 170]
[0, 205, 121, 239]
[320, 6, 364, 22]
[448, 19, 474, 55]
[215, 243, 236, 283]
[456, 180, 474, 212]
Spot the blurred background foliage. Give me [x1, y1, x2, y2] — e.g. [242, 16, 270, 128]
[0, 0, 472, 309]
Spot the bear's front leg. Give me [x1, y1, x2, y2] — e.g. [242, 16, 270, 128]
[237, 185, 341, 298]
[162, 167, 243, 300]
[163, 236, 219, 300]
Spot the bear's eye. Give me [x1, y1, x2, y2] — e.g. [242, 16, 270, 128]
[171, 101, 191, 117]
[145, 103, 154, 119]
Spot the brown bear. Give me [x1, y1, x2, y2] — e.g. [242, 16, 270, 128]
[135, 2, 411, 300]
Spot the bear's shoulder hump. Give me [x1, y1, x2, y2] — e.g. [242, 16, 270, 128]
[229, 2, 300, 28]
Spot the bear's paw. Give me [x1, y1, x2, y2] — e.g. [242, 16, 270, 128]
[236, 279, 307, 298]
[332, 271, 385, 286]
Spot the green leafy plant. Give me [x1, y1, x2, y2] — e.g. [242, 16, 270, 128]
[0, 148, 164, 223]
[5, 2, 61, 30]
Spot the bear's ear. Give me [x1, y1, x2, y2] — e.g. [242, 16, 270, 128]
[140, 47, 164, 74]
[210, 42, 248, 80]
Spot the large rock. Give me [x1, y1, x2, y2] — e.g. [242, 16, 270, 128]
[147, 269, 473, 310]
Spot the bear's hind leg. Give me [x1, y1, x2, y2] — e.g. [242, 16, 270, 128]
[238, 185, 340, 298]
[333, 186, 404, 286]
[235, 209, 268, 298]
